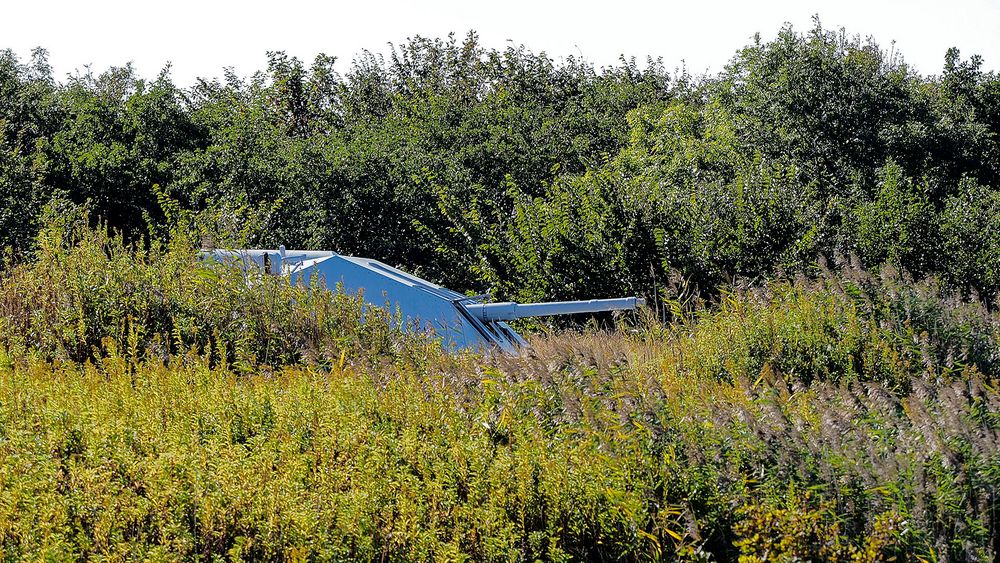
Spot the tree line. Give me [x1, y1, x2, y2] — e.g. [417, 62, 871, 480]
[1, 22, 998, 303]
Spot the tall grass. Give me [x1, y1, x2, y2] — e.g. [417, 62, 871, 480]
[0, 216, 997, 560]
[0, 205, 414, 369]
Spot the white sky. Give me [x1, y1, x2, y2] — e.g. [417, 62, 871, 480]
[4, 0, 999, 85]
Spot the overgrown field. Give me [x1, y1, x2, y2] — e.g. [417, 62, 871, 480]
[0, 218, 996, 561]
[3, 18, 999, 561]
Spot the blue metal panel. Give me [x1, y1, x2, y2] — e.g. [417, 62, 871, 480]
[202, 247, 643, 354]
[289, 255, 494, 351]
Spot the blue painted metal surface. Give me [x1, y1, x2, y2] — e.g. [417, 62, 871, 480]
[204, 248, 644, 353]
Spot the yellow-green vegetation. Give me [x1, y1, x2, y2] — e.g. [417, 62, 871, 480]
[0, 218, 997, 561]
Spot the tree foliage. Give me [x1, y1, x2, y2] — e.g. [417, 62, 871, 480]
[1, 23, 998, 301]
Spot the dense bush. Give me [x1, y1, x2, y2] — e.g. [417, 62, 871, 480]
[664, 258, 1000, 392]
[0, 204, 418, 369]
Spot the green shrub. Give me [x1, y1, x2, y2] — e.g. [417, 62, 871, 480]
[0, 203, 418, 369]
[664, 260, 999, 391]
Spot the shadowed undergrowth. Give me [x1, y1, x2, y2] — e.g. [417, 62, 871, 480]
[0, 219, 997, 561]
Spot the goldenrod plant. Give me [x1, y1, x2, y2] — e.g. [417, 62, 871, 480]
[0, 214, 996, 560]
